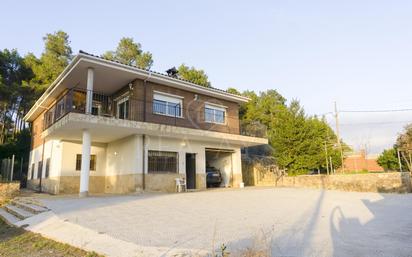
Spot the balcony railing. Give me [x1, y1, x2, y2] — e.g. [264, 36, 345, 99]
[43, 88, 267, 138]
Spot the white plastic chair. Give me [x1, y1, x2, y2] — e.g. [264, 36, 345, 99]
[175, 178, 187, 193]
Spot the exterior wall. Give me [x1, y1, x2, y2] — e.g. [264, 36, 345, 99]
[31, 111, 45, 149]
[344, 151, 384, 172]
[105, 135, 143, 193]
[145, 135, 243, 190]
[60, 140, 107, 177]
[27, 134, 244, 194]
[116, 79, 241, 134]
[27, 139, 63, 194]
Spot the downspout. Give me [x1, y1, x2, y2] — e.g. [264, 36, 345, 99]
[39, 138, 46, 193]
[142, 134, 146, 191]
[141, 72, 151, 191]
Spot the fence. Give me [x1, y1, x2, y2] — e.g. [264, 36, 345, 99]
[0, 155, 25, 185]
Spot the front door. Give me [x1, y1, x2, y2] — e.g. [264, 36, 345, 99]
[186, 153, 196, 189]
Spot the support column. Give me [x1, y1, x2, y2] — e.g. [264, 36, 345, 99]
[79, 129, 91, 197]
[85, 68, 94, 114]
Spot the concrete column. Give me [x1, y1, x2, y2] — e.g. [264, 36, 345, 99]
[85, 68, 94, 114]
[79, 129, 91, 197]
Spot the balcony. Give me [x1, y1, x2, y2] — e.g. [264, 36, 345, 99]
[43, 89, 267, 138]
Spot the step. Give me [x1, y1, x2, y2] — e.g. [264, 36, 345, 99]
[0, 207, 21, 225]
[4, 204, 34, 220]
[11, 200, 48, 214]
[14, 197, 47, 208]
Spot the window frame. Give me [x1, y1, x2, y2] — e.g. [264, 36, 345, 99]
[45, 158, 50, 178]
[152, 92, 183, 118]
[31, 163, 35, 180]
[116, 96, 130, 120]
[37, 161, 43, 179]
[148, 150, 179, 174]
[204, 103, 227, 125]
[75, 154, 97, 171]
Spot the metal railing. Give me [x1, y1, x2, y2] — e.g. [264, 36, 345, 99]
[43, 88, 267, 137]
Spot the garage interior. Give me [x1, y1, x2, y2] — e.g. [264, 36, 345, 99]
[205, 148, 234, 188]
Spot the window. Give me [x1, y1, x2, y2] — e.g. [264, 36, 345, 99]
[37, 161, 43, 179]
[153, 92, 182, 117]
[31, 163, 35, 180]
[55, 98, 66, 120]
[205, 104, 226, 124]
[117, 97, 129, 119]
[75, 154, 96, 171]
[148, 151, 178, 173]
[45, 158, 50, 178]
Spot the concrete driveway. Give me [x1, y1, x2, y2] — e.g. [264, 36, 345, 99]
[19, 188, 412, 257]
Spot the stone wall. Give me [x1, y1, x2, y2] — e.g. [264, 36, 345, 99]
[278, 173, 412, 193]
[0, 182, 20, 204]
[243, 162, 412, 193]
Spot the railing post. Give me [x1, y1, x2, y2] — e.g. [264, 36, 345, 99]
[86, 68, 94, 114]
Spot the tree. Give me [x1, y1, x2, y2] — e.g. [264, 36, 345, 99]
[377, 148, 400, 171]
[0, 49, 34, 143]
[237, 89, 345, 175]
[395, 124, 412, 171]
[102, 37, 153, 69]
[227, 87, 240, 95]
[25, 30, 72, 91]
[177, 64, 211, 87]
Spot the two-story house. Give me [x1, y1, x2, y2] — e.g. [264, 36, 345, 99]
[23, 51, 267, 196]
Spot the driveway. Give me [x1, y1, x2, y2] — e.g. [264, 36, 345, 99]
[19, 188, 412, 257]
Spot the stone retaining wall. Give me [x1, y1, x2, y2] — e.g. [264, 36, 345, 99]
[243, 161, 412, 193]
[0, 182, 20, 204]
[278, 172, 412, 193]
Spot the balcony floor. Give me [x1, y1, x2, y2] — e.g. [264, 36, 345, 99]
[42, 112, 268, 146]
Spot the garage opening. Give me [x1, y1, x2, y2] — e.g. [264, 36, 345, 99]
[205, 148, 234, 188]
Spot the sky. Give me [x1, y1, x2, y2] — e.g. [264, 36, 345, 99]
[2, 0, 412, 154]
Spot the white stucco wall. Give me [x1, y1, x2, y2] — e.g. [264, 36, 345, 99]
[106, 135, 142, 175]
[60, 141, 107, 177]
[28, 134, 243, 190]
[28, 139, 62, 179]
[145, 135, 242, 178]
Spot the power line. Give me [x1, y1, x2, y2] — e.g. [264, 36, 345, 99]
[340, 108, 412, 113]
[340, 120, 412, 126]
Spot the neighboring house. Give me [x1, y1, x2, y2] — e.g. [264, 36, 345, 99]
[23, 51, 267, 195]
[344, 150, 384, 172]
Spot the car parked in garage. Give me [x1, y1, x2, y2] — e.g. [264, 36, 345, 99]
[206, 166, 222, 188]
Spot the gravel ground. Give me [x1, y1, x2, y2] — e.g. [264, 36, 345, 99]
[33, 188, 412, 257]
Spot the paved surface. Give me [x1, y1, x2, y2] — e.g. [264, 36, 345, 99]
[18, 188, 412, 257]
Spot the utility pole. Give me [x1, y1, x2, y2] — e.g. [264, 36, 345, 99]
[324, 141, 329, 175]
[397, 149, 403, 172]
[334, 102, 345, 173]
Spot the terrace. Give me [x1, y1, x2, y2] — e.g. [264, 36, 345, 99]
[43, 88, 267, 138]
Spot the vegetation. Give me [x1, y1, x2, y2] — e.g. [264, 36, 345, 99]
[237, 89, 346, 175]
[0, 218, 103, 257]
[377, 148, 400, 171]
[1, 30, 347, 178]
[177, 64, 211, 87]
[102, 37, 153, 69]
[378, 124, 412, 172]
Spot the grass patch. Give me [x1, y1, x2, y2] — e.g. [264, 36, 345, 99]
[0, 218, 104, 257]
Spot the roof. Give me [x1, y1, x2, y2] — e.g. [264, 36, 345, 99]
[24, 51, 250, 121]
[79, 50, 243, 97]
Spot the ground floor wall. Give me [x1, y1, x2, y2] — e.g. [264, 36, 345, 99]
[27, 134, 245, 194]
